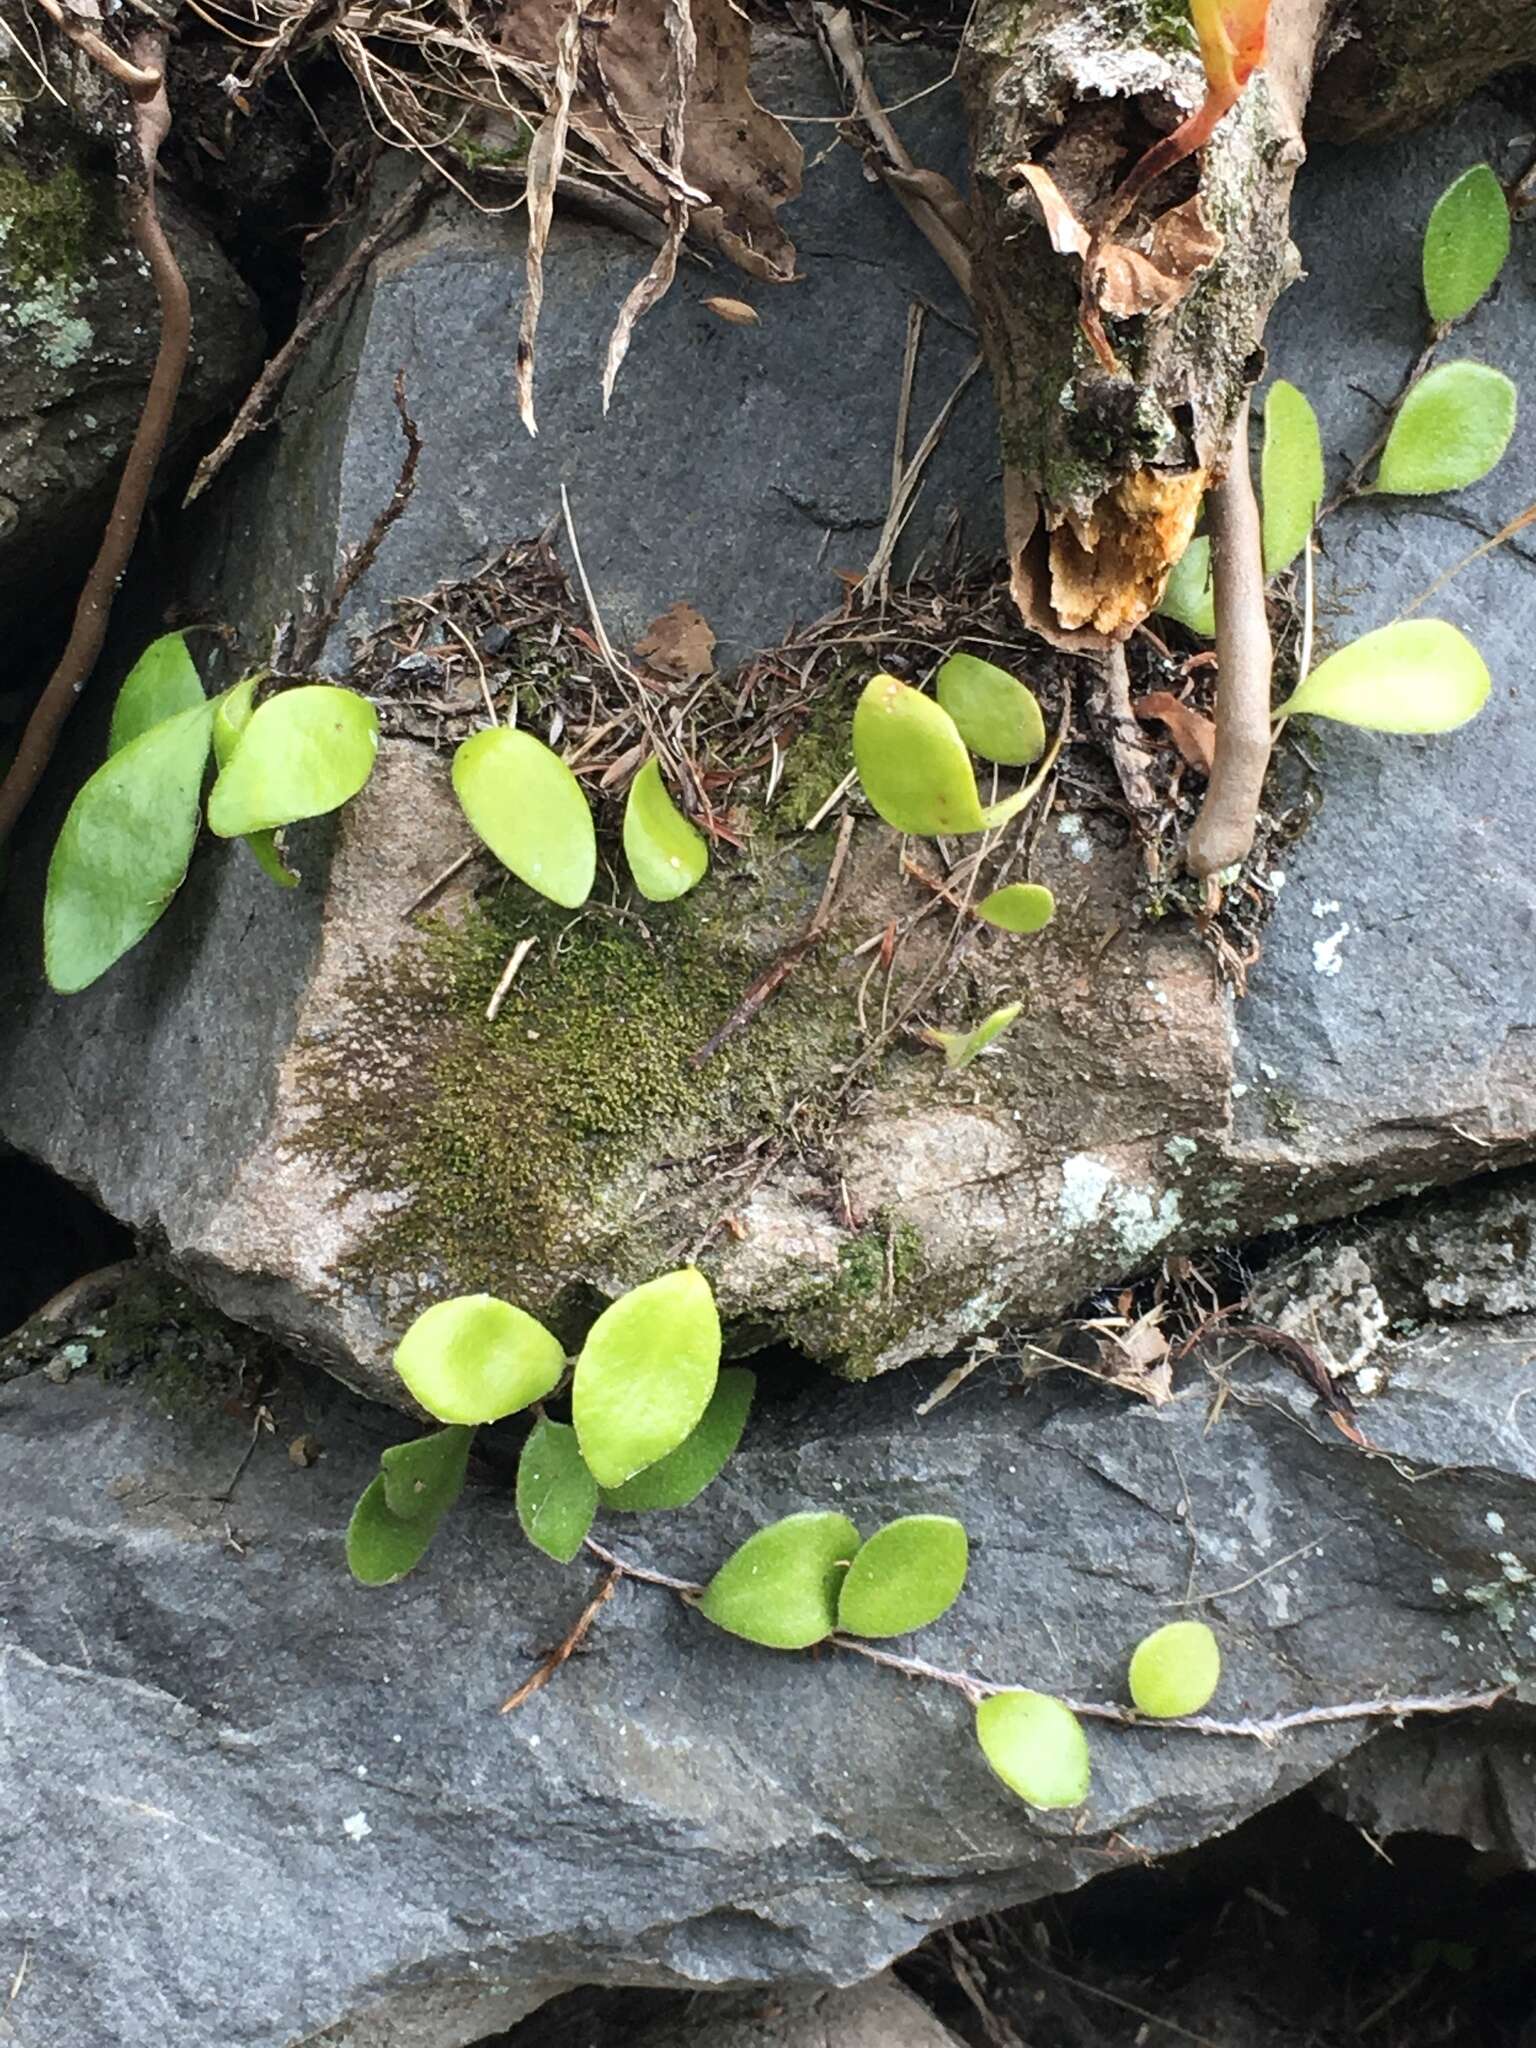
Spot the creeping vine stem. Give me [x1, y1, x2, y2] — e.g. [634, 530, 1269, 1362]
[0, 20, 188, 849]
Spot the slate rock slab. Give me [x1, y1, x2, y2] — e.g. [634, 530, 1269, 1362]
[3, 1265, 1535, 2048]
[1, 82, 1533, 1400]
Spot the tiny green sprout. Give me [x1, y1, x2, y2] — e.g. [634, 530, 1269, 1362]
[696, 1511, 862, 1650]
[975, 883, 1054, 935]
[623, 756, 709, 902]
[1275, 618, 1489, 733]
[347, 1474, 442, 1585]
[452, 725, 597, 907]
[1128, 1619, 1222, 1718]
[935, 653, 1046, 766]
[835, 1514, 968, 1638]
[207, 684, 380, 838]
[1157, 534, 1215, 638]
[380, 1425, 473, 1522]
[974, 1690, 1091, 1810]
[598, 1367, 755, 1512]
[852, 672, 986, 836]
[1423, 164, 1511, 328]
[516, 1417, 598, 1563]
[393, 1294, 565, 1425]
[44, 696, 217, 995]
[1260, 381, 1324, 577]
[1373, 361, 1517, 496]
[107, 632, 205, 756]
[922, 1002, 1021, 1071]
[212, 675, 297, 888]
[571, 1266, 721, 1489]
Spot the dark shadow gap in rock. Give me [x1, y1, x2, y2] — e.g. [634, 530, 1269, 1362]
[0, 1148, 133, 1335]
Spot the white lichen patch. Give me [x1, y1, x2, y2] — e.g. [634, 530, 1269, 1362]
[1057, 1153, 1182, 1258]
[1312, 922, 1351, 977]
[1055, 812, 1094, 863]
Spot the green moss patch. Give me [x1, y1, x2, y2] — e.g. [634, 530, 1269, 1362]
[0, 154, 112, 294]
[297, 860, 861, 1330]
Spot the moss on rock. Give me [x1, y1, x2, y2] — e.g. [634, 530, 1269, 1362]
[298, 851, 862, 1334]
[0, 154, 112, 295]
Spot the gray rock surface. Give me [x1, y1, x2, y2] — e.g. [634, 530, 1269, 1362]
[3, 1260, 1535, 2048]
[0, 44, 262, 633]
[1, 80, 1533, 1400]
[201, 38, 994, 669]
[1232, 101, 1536, 1191]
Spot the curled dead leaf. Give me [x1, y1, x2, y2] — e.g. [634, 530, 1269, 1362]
[703, 296, 760, 325]
[634, 601, 718, 682]
[1087, 1307, 1174, 1406]
[1133, 690, 1218, 775]
[1015, 162, 1089, 258]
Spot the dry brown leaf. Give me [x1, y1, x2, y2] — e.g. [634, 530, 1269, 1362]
[1088, 1308, 1174, 1406]
[703, 295, 760, 325]
[1015, 161, 1089, 258]
[516, 0, 582, 436]
[1134, 689, 1218, 775]
[501, 0, 802, 283]
[633, 600, 718, 682]
[600, 0, 697, 410]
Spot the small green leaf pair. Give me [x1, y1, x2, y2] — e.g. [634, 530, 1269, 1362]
[974, 1619, 1223, 1813]
[393, 1268, 721, 1486]
[852, 656, 1050, 841]
[350, 1268, 739, 1583]
[696, 1510, 968, 1650]
[45, 632, 379, 994]
[453, 732, 708, 911]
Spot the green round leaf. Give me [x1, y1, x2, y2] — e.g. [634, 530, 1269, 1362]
[1275, 618, 1490, 732]
[935, 654, 1045, 767]
[1423, 164, 1511, 327]
[598, 1367, 755, 1512]
[975, 1690, 1091, 1810]
[572, 1267, 721, 1489]
[211, 677, 297, 888]
[697, 1510, 862, 1650]
[623, 757, 709, 902]
[346, 1474, 439, 1585]
[380, 1424, 474, 1522]
[1260, 381, 1324, 577]
[1375, 361, 1517, 496]
[516, 1417, 598, 1563]
[1157, 535, 1215, 638]
[852, 672, 986, 836]
[393, 1294, 565, 1425]
[44, 698, 217, 995]
[208, 684, 380, 837]
[975, 883, 1054, 935]
[108, 632, 205, 756]
[835, 1513, 968, 1638]
[1128, 1619, 1222, 1718]
[452, 725, 596, 908]
[923, 1001, 1021, 1072]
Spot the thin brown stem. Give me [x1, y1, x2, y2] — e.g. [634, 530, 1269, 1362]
[30, 0, 162, 91]
[521, 1539, 1510, 1750]
[0, 31, 186, 849]
[184, 174, 430, 507]
[1319, 332, 1441, 522]
[1185, 397, 1272, 880]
